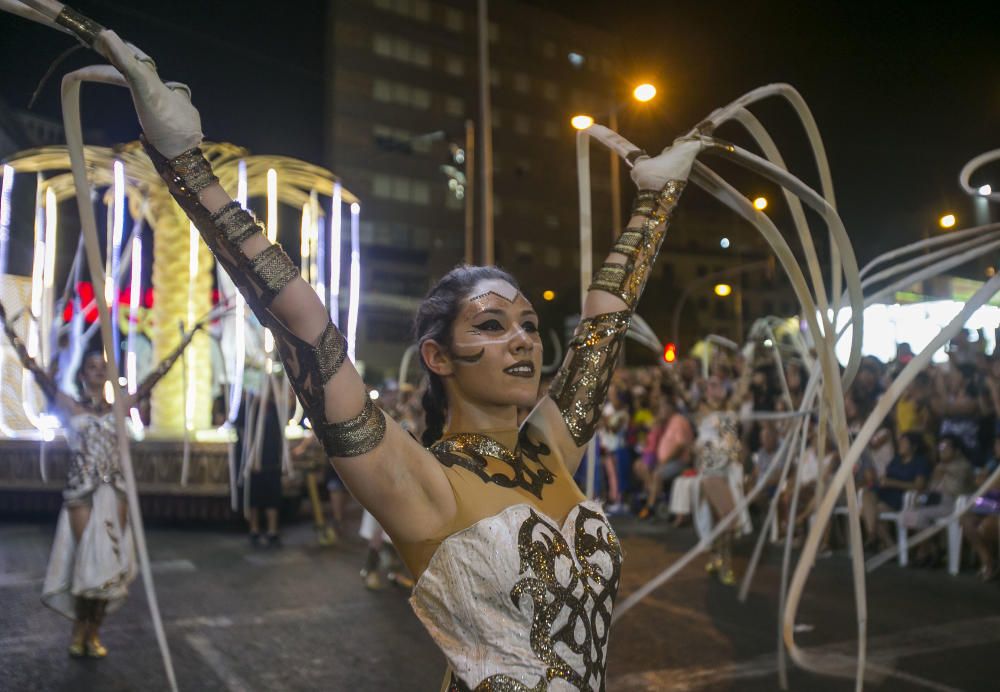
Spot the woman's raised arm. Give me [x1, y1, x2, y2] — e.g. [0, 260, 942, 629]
[0, 298, 77, 413]
[524, 140, 703, 474]
[96, 32, 453, 544]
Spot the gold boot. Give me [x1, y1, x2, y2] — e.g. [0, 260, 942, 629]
[68, 598, 89, 658]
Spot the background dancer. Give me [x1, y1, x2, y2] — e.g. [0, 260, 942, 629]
[0, 299, 200, 658]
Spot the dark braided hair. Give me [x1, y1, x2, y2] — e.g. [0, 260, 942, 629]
[413, 265, 520, 447]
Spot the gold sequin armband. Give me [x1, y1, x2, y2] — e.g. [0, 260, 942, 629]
[211, 202, 265, 246]
[548, 310, 630, 446]
[589, 180, 685, 309]
[318, 396, 386, 457]
[157, 147, 220, 196]
[248, 245, 300, 306]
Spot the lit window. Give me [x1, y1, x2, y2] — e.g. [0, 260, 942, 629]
[444, 55, 464, 77]
[445, 96, 464, 116]
[444, 8, 463, 31]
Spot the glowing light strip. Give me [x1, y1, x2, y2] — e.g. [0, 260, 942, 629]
[226, 160, 248, 423]
[300, 202, 311, 284]
[312, 189, 325, 307]
[126, 219, 143, 430]
[0, 166, 13, 437]
[109, 160, 125, 363]
[263, 168, 277, 359]
[347, 202, 361, 362]
[42, 188, 58, 365]
[22, 177, 47, 434]
[185, 221, 198, 431]
[329, 182, 342, 327]
[0, 164, 13, 274]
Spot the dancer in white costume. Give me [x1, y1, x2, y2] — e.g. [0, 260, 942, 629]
[42, 18, 708, 687]
[0, 299, 200, 657]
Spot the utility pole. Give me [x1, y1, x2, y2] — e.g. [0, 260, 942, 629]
[477, 0, 494, 265]
[464, 119, 476, 265]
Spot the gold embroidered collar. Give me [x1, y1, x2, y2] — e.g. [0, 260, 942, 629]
[431, 431, 555, 499]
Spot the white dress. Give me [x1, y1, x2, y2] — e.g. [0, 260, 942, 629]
[410, 501, 621, 691]
[41, 412, 136, 619]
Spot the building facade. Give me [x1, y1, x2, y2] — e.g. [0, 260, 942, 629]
[323, 0, 796, 376]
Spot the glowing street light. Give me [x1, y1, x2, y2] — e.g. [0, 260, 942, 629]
[714, 283, 733, 297]
[979, 184, 992, 196]
[720, 237, 730, 249]
[571, 114, 594, 130]
[633, 83, 657, 102]
[753, 196, 768, 211]
[542, 290, 556, 301]
[939, 213, 956, 229]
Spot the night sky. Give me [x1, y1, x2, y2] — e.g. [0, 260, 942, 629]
[1, 0, 997, 267]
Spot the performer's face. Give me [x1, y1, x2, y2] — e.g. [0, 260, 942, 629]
[448, 278, 543, 410]
[81, 354, 106, 390]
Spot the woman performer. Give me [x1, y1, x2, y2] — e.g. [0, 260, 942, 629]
[694, 368, 752, 586]
[0, 300, 201, 657]
[96, 28, 701, 689]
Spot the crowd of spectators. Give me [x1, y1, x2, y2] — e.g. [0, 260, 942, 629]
[587, 328, 1000, 581]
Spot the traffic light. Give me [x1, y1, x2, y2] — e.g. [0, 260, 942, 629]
[663, 342, 677, 363]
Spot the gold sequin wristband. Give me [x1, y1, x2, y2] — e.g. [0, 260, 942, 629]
[56, 6, 105, 47]
[588, 180, 685, 308]
[162, 147, 219, 196]
[211, 202, 264, 246]
[319, 397, 386, 457]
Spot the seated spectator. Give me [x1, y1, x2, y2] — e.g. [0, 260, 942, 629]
[861, 431, 930, 549]
[634, 394, 694, 519]
[900, 434, 975, 566]
[960, 435, 1000, 581]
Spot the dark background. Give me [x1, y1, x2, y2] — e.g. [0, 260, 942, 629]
[1, 0, 998, 265]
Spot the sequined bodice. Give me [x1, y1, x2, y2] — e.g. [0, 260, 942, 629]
[64, 413, 123, 496]
[410, 501, 622, 691]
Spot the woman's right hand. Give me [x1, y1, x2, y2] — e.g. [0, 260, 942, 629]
[94, 30, 203, 158]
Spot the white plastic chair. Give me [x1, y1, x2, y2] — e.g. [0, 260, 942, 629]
[880, 490, 918, 567]
[941, 494, 970, 576]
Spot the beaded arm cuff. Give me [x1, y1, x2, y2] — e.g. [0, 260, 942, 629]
[548, 310, 631, 446]
[0, 301, 58, 403]
[589, 180, 685, 309]
[142, 139, 382, 458]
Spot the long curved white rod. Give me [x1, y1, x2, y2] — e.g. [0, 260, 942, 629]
[958, 148, 1000, 202]
[783, 270, 1000, 687]
[692, 83, 842, 313]
[857, 221, 998, 280]
[60, 63, 178, 692]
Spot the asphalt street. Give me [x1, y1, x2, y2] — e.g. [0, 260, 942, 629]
[1, 509, 998, 691]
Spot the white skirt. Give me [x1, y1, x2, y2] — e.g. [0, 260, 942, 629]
[41, 483, 136, 620]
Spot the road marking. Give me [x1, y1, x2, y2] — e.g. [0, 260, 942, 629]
[186, 633, 254, 692]
[0, 559, 196, 589]
[608, 616, 1000, 691]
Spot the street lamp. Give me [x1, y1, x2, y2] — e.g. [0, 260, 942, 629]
[753, 196, 768, 211]
[939, 213, 956, 229]
[633, 83, 657, 103]
[980, 184, 993, 197]
[571, 114, 594, 130]
[542, 289, 556, 301]
[714, 283, 733, 297]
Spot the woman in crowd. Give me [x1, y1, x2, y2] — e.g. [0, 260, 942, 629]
[861, 431, 931, 549]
